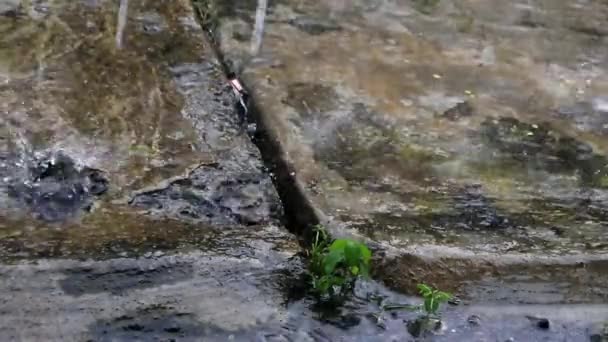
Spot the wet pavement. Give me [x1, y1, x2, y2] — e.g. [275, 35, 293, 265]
[215, 0, 608, 254]
[210, 0, 608, 339]
[0, 0, 281, 259]
[1, 0, 608, 341]
[0, 0, 303, 340]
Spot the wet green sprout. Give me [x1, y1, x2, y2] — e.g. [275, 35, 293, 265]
[417, 283, 452, 318]
[308, 225, 372, 300]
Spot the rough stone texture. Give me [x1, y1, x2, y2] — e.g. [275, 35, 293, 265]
[0, 245, 302, 341]
[1, 250, 606, 342]
[0, 0, 283, 258]
[213, 0, 608, 300]
[1, 0, 608, 340]
[0, 1, 300, 340]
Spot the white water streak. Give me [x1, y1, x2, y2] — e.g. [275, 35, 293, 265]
[250, 0, 267, 56]
[115, 0, 129, 49]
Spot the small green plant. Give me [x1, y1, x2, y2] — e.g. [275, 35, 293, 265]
[309, 225, 329, 273]
[307, 225, 372, 300]
[417, 283, 452, 318]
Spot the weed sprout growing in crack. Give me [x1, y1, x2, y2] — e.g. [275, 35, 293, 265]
[417, 283, 452, 318]
[307, 225, 372, 302]
[405, 284, 453, 337]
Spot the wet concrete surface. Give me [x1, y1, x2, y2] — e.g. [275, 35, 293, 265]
[2, 253, 607, 341]
[0, 0, 304, 341]
[1, 0, 608, 340]
[210, 0, 608, 338]
[216, 0, 608, 254]
[0, 0, 281, 258]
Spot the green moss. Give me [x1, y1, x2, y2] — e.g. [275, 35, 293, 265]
[454, 15, 475, 33]
[413, 0, 441, 15]
[398, 144, 442, 165]
[598, 175, 608, 188]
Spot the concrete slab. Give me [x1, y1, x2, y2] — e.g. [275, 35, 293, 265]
[212, 0, 608, 300]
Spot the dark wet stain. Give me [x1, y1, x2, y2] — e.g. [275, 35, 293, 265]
[0, 1, 23, 18]
[0, 9, 25, 19]
[7, 152, 108, 222]
[60, 262, 193, 296]
[352, 186, 522, 241]
[412, 0, 441, 15]
[524, 197, 608, 229]
[448, 185, 511, 229]
[283, 82, 339, 118]
[440, 101, 474, 121]
[567, 22, 608, 38]
[89, 304, 212, 342]
[550, 226, 565, 237]
[517, 10, 546, 29]
[130, 162, 282, 226]
[288, 17, 342, 35]
[407, 317, 441, 338]
[323, 313, 362, 330]
[314, 103, 445, 186]
[480, 117, 608, 188]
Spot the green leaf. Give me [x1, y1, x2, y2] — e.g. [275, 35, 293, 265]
[424, 297, 432, 313]
[330, 275, 345, 287]
[329, 239, 348, 252]
[360, 244, 372, 264]
[431, 298, 439, 314]
[323, 249, 344, 275]
[435, 291, 452, 302]
[417, 284, 432, 297]
[344, 240, 362, 267]
[350, 265, 359, 275]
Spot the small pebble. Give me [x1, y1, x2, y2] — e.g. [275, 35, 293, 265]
[537, 318, 550, 330]
[467, 315, 481, 326]
[448, 297, 461, 306]
[246, 123, 257, 134]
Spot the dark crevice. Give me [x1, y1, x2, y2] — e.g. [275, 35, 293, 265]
[190, 1, 320, 240]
